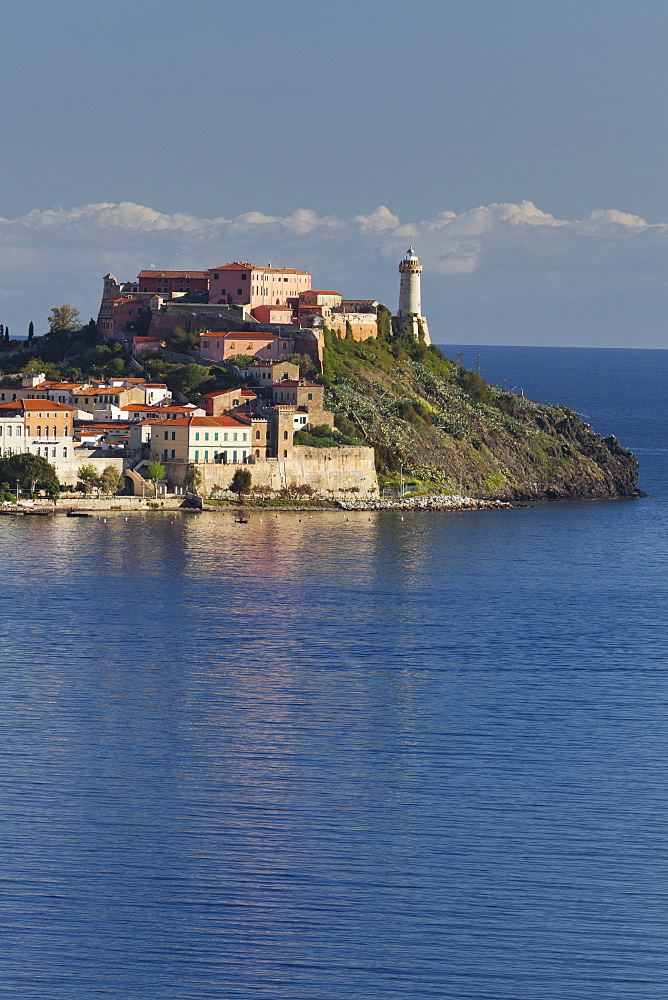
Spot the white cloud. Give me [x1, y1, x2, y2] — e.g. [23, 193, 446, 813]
[0, 198, 666, 345]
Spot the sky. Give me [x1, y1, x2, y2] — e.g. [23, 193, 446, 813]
[0, 0, 665, 347]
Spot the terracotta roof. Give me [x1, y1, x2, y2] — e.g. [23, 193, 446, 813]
[273, 380, 320, 388]
[6, 399, 75, 412]
[120, 404, 196, 413]
[208, 262, 254, 271]
[148, 414, 251, 429]
[209, 262, 309, 274]
[200, 330, 277, 340]
[137, 270, 208, 279]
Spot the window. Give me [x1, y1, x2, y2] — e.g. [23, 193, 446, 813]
[283, 431, 288, 440]
[242, 433, 247, 441]
[237, 289, 242, 295]
[283, 450, 288, 458]
[307, 393, 313, 400]
[53, 426, 57, 436]
[223, 433, 228, 442]
[51, 448, 56, 458]
[164, 430, 169, 440]
[233, 433, 238, 442]
[229, 342, 235, 349]
[171, 431, 176, 441]
[204, 451, 209, 462]
[204, 432, 209, 441]
[6, 427, 11, 437]
[37, 426, 41, 437]
[63, 448, 67, 458]
[213, 273, 219, 280]
[214, 432, 218, 441]
[241, 274, 247, 280]
[163, 449, 168, 459]
[171, 449, 175, 459]
[195, 432, 200, 441]
[195, 450, 199, 462]
[255, 430, 261, 439]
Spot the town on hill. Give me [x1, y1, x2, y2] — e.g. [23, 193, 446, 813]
[0, 249, 641, 504]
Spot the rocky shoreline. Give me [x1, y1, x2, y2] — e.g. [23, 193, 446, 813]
[336, 494, 516, 511]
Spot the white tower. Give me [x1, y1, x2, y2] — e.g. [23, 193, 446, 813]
[398, 246, 422, 317]
[396, 247, 430, 344]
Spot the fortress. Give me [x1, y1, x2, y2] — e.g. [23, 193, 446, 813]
[97, 247, 431, 359]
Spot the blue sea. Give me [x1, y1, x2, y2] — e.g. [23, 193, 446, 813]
[2, 346, 668, 1000]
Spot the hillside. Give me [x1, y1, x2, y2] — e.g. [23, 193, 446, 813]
[321, 317, 641, 500]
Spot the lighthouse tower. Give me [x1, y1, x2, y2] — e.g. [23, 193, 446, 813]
[396, 246, 430, 344]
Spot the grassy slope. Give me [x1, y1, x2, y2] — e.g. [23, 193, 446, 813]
[322, 323, 640, 499]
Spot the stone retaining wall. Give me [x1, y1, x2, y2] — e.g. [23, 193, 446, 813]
[164, 445, 379, 498]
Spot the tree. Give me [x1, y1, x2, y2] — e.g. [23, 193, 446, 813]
[0, 453, 60, 496]
[28, 321, 34, 341]
[48, 305, 81, 332]
[165, 326, 200, 352]
[146, 461, 165, 483]
[99, 465, 123, 495]
[281, 352, 319, 379]
[230, 468, 252, 499]
[4, 326, 8, 343]
[77, 463, 100, 495]
[183, 465, 203, 495]
[169, 363, 211, 399]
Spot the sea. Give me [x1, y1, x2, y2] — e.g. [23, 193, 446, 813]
[2, 345, 668, 1000]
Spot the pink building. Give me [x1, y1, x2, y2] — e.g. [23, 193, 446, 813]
[136, 270, 208, 296]
[199, 331, 294, 363]
[250, 304, 294, 324]
[98, 297, 150, 338]
[207, 262, 311, 309]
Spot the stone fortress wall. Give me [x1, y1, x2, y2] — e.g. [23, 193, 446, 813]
[164, 446, 379, 498]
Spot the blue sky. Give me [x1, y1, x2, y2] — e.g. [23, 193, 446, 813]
[0, 0, 666, 346]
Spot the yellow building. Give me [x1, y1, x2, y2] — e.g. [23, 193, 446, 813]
[149, 414, 256, 465]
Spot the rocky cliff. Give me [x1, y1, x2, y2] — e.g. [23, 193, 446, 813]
[321, 325, 641, 500]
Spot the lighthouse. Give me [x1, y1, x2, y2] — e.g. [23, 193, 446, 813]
[396, 246, 430, 344]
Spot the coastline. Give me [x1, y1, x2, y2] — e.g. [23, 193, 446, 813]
[1, 493, 518, 515]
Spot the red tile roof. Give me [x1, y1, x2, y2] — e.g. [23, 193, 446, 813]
[209, 262, 309, 275]
[200, 331, 278, 340]
[137, 270, 208, 279]
[0, 399, 75, 412]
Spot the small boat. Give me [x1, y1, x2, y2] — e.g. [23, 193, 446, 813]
[23, 509, 52, 516]
[66, 509, 90, 518]
[234, 516, 249, 524]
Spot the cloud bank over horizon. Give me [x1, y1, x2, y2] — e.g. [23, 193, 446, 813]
[1, 199, 666, 348]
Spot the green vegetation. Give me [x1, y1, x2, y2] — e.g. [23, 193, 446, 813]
[48, 304, 81, 332]
[163, 326, 204, 352]
[318, 308, 638, 499]
[146, 462, 166, 483]
[294, 423, 361, 449]
[1, 454, 60, 496]
[230, 468, 252, 498]
[184, 466, 203, 494]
